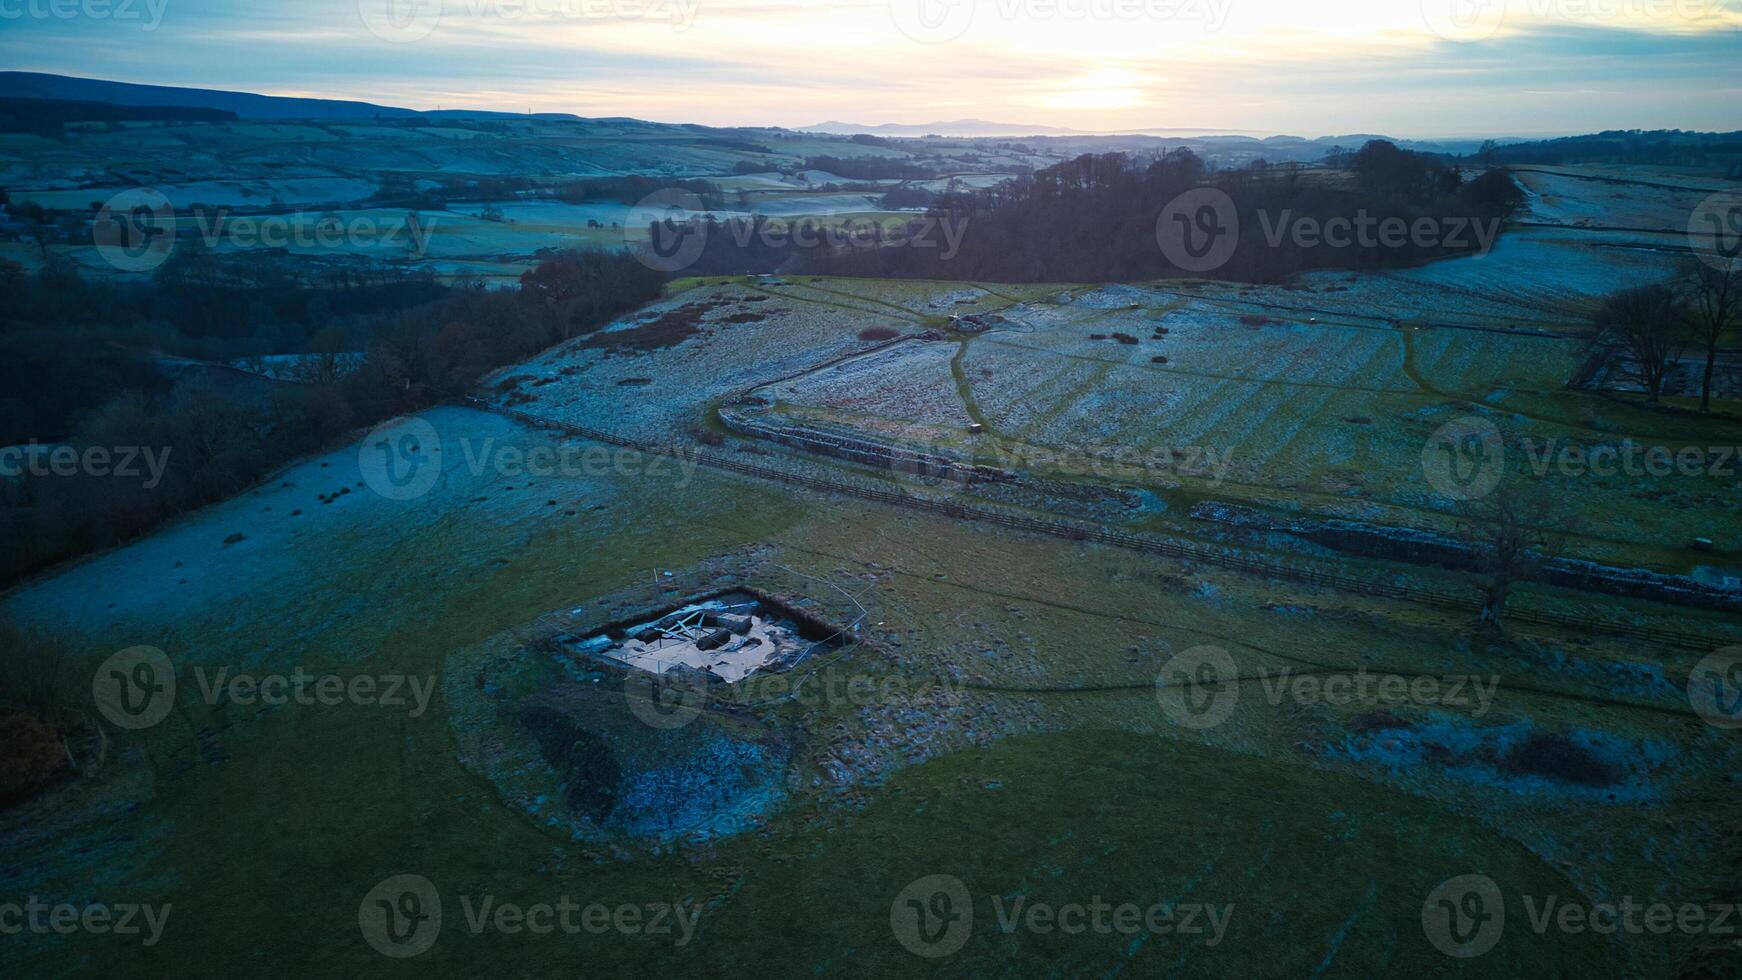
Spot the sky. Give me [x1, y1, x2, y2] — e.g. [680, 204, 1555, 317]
[1, 0, 1738, 136]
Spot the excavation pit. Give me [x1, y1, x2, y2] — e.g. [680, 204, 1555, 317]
[565, 590, 845, 684]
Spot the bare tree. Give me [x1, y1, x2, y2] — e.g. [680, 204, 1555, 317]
[1682, 257, 1742, 413]
[1458, 483, 1572, 626]
[1593, 284, 1687, 403]
[302, 324, 353, 385]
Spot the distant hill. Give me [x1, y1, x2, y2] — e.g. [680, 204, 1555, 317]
[802, 119, 1088, 138]
[800, 118, 1277, 139]
[794, 120, 1514, 158]
[423, 108, 584, 121]
[0, 72, 418, 120]
[0, 97, 236, 133]
[0, 73, 619, 124]
[1485, 129, 1742, 169]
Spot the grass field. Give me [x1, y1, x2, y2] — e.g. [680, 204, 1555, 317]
[5, 160, 1741, 977]
[2, 391, 1735, 976]
[493, 269, 1742, 574]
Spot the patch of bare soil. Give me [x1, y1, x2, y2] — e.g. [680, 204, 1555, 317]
[580, 300, 726, 353]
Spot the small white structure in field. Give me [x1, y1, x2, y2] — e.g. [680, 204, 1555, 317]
[572, 596, 820, 684]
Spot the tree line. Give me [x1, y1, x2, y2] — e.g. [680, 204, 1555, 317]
[664, 141, 1526, 283]
[0, 249, 664, 585]
[813, 142, 1523, 282]
[1594, 260, 1741, 413]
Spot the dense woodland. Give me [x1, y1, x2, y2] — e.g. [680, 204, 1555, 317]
[0, 249, 663, 585]
[0, 97, 236, 134]
[1485, 129, 1742, 168]
[676, 141, 1526, 281]
[811, 142, 1526, 282]
[0, 142, 1535, 584]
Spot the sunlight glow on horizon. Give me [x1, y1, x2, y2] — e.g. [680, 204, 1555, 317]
[0, 0, 1737, 136]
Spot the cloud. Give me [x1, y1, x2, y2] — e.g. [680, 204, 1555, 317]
[0, 0, 1735, 133]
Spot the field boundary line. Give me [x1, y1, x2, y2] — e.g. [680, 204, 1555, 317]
[468, 398, 1732, 651]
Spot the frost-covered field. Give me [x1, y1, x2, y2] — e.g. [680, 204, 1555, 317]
[0, 114, 1059, 282]
[768, 339, 972, 438]
[10, 392, 1727, 978]
[11, 177, 382, 211]
[1513, 168, 1715, 229]
[479, 281, 915, 439]
[479, 191, 1736, 568]
[7, 172, 1741, 977]
[0, 407, 640, 637]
